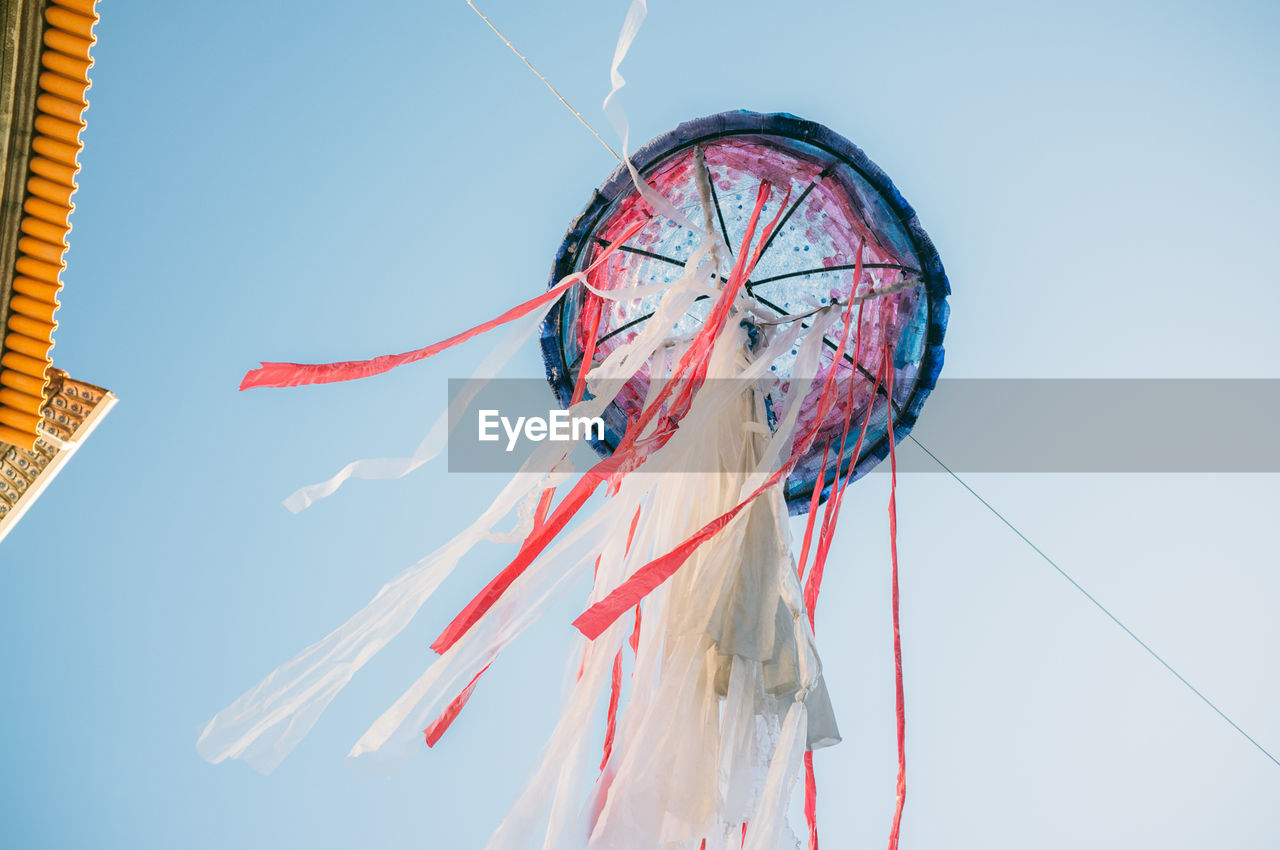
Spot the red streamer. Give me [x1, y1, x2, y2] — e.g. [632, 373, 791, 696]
[600, 649, 624, 770]
[574, 248, 866, 640]
[803, 750, 818, 850]
[440, 181, 781, 650]
[884, 347, 907, 850]
[798, 252, 866, 850]
[795, 438, 831, 585]
[628, 604, 642, 654]
[805, 353, 884, 630]
[623, 181, 782, 443]
[431, 457, 620, 654]
[572, 291, 605, 406]
[239, 217, 649, 390]
[423, 662, 491, 748]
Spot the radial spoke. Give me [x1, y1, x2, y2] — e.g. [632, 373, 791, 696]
[590, 237, 688, 269]
[748, 163, 835, 270]
[573, 289, 905, 422]
[748, 262, 921, 290]
[746, 291, 903, 417]
[569, 296, 714, 369]
[706, 167, 734, 257]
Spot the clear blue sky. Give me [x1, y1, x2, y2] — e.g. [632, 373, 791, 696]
[2, 1, 1278, 847]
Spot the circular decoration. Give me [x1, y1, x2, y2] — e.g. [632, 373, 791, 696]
[542, 110, 949, 512]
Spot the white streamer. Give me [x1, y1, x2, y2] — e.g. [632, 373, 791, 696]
[200, 231, 722, 772]
[281, 302, 551, 513]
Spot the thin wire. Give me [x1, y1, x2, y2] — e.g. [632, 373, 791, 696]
[467, 1, 624, 163]
[907, 434, 1280, 769]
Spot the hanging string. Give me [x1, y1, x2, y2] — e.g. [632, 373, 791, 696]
[907, 434, 1280, 770]
[466, 1, 623, 163]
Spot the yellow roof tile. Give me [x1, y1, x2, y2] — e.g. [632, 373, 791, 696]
[1, 0, 100, 450]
